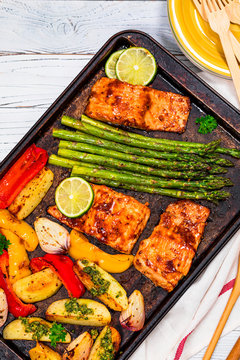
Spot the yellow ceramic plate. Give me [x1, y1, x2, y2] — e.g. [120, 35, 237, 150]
[168, 0, 240, 78]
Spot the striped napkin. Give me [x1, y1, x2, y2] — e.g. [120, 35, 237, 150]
[130, 72, 240, 360]
[130, 230, 240, 360]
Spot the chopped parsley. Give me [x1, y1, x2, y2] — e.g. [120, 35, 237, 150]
[195, 115, 218, 134]
[99, 327, 114, 360]
[90, 328, 99, 340]
[82, 261, 110, 297]
[20, 317, 67, 347]
[64, 298, 94, 319]
[0, 234, 11, 255]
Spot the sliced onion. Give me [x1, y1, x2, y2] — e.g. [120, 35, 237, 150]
[34, 217, 70, 254]
[0, 288, 8, 327]
[120, 290, 145, 331]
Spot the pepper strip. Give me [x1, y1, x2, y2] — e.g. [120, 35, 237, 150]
[0, 250, 36, 317]
[30, 254, 85, 298]
[0, 144, 48, 208]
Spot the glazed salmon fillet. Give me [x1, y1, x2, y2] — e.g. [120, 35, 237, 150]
[48, 184, 150, 254]
[134, 200, 210, 291]
[85, 77, 191, 133]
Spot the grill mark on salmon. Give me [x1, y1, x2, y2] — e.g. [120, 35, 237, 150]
[85, 77, 191, 133]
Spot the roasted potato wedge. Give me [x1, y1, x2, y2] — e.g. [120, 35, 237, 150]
[0, 288, 8, 327]
[46, 298, 111, 326]
[13, 268, 62, 303]
[74, 259, 128, 311]
[89, 326, 121, 360]
[29, 342, 62, 360]
[0, 228, 31, 283]
[69, 230, 134, 273]
[9, 167, 54, 220]
[3, 317, 71, 343]
[63, 331, 93, 360]
[0, 209, 38, 251]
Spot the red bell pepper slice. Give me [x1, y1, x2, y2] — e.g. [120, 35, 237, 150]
[0, 144, 48, 209]
[0, 250, 36, 317]
[30, 254, 85, 298]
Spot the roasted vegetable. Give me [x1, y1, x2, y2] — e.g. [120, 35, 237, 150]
[0, 209, 38, 251]
[3, 317, 71, 344]
[30, 255, 85, 298]
[0, 233, 10, 255]
[0, 250, 36, 317]
[74, 259, 128, 311]
[88, 326, 121, 360]
[13, 268, 62, 303]
[120, 290, 145, 331]
[63, 331, 93, 360]
[69, 230, 134, 273]
[0, 288, 8, 327]
[34, 217, 70, 254]
[0, 228, 31, 284]
[29, 342, 62, 360]
[46, 298, 111, 326]
[8, 167, 54, 220]
[0, 144, 48, 209]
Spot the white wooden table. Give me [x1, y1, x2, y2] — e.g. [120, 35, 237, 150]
[0, 1, 239, 359]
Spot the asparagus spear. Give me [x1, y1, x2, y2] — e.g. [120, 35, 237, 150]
[58, 140, 211, 171]
[70, 172, 230, 202]
[82, 115, 240, 159]
[48, 155, 230, 201]
[58, 148, 209, 180]
[71, 165, 232, 191]
[61, 116, 219, 155]
[58, 147, 213, 180]
[48, 155, 228, 182]
[53, 128, 233, 167]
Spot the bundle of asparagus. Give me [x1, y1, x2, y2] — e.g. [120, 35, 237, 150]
[49, 115, 239, 202]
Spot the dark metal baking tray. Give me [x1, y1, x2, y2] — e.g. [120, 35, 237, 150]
[1, 30, 240, 360]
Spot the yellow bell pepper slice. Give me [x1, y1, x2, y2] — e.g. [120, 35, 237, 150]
[0, 228, 31, 284]
[0, 209, 38, 251]
[69, 230, 134, 273]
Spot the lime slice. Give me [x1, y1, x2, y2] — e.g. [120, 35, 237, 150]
[55, 177, 94, 218]
[116, 47, 157, 86]
[105, 49, 125, 79]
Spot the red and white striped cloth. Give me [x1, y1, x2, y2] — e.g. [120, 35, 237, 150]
[130, 230, 240, 360]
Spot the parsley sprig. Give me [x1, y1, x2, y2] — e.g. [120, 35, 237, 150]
[195, 115, 218, 134]
[20, 317, 67, 347]
[0, 234, 11, 255]
[49, 322, 67, 347]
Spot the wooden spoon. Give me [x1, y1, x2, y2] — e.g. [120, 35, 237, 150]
[226, 337, 240, 360]
[203, 252, 240, 360]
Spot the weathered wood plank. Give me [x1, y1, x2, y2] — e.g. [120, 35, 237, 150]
[0, 0, 181, 55]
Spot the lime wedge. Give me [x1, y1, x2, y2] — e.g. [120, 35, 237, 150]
[105, 49, 125, 79]
[116, 47, 157, 86]
[55, 177, 94, 218]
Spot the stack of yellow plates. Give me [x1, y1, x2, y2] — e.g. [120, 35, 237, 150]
[168, 0, 240, 78]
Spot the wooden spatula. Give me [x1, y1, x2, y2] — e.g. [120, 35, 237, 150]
[203, 251, 240, 360]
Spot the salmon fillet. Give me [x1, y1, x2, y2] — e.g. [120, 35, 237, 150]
[48, 184, 150, 254]
[85, 77, 191, 133]
[133, 200, 210, 291]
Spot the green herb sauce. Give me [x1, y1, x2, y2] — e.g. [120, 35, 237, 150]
[20, 317, 50, 341]
[90, 328, 99, 340]
[65, 298, 94, 320]
[20, 317, 67, 347]
[82, 261, 110, 297]
[99, 327, 115, 360]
